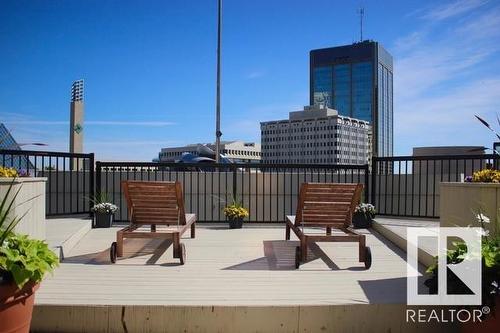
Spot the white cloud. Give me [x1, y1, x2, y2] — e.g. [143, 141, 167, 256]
[421, 0, 489, 21]
[3, 120, 175, 126]
[245, 70, 266, 79]
[393, 2, 500, 154]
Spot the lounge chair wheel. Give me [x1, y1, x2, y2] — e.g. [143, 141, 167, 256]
[295, 246, 301, 269]
[364, 247, 372, 269]
[110, 242, 117, 264]
[179, 243, 186, 265]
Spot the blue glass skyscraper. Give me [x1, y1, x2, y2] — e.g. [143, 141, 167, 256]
[310, 41, 393, 157]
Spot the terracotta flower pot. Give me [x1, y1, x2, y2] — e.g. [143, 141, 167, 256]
[0, 281, 39, 333]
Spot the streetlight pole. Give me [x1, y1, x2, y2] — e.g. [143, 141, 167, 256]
[215, 0, 222, 163]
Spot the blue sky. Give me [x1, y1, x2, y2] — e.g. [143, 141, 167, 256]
[1, 0, 499, 161]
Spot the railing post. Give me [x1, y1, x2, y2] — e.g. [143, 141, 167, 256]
[94, 160, 101, 199]
[89, 154, 96, 216]
[370, 156, 377, 206]
[364, 164, 369, 203]
[232, 164, 237, 200]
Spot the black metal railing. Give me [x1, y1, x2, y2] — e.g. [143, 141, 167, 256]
[4, 148, 499, 221]
[371, 154, 499, 218]
[0, 149, 95, 216]
[96, 162, 369, 222]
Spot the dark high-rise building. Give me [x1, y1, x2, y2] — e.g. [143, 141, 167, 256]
[310, 40, 393, 157]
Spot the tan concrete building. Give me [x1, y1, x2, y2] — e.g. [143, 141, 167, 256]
[69, 80, 84, 170]
[261, 105, 370, 165]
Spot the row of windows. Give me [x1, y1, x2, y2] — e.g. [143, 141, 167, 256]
[263, 133, 367, 142]
[160, 149, 261, 158]
[312, 61, 373, 122]
[263, 142, 368, 149]
[262, 123, 367, 134]
[263, 150, 366, 157]
[263, 158, 366, 164]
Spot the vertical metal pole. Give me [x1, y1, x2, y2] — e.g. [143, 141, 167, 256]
[89, 153, 94, 216]
[370, 156, 376, 206]
[215, 0, 222, 162]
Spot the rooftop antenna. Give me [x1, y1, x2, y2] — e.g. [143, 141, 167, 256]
[357, 7, 364, 42]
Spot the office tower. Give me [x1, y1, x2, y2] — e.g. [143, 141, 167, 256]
[69, 79, 84, 170]
[310, 41, 393, 157]
[261, 105, 370, 165]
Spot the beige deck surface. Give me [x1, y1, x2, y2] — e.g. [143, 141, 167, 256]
[36, 223, 418, 306]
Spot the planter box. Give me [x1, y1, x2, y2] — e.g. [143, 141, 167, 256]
[93, 213, 114, 228]
[440, 182, 499, 234]
[0, 177, 47, 240]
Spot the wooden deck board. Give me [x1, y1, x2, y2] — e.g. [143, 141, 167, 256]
[36, 223, 419, 306]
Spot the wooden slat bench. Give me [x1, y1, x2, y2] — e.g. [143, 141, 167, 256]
[285, 182, 371, 269]
[110, 181, 196, 265]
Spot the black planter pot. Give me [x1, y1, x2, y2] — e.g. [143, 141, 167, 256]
[228, 218, 244, 229]
[94, 212, 114, 228]
[352, 212, 373, 229]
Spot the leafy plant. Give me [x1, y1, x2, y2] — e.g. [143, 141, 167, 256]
[91, 202, 118, 214]
[0, 178, 25, 245]
[354, 203, 376, 218]
[472, 169, 500, 183]
[424, 212, 500, 313]
[0, 233, 58, 288]
[0, 178, 58, 289]
[223, 202, 249, 220]
[0, 166, 18, 178]
[89, 192, 118, 214]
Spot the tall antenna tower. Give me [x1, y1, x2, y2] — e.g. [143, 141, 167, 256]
[357, 7, 364, 42]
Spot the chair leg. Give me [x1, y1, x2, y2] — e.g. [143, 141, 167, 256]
[173, 233, 180, 258]
[116, 231, 124, 257]
[191, 223, 195, 238]
[326, 227, 332, 235]
[285, 224, 290, 240]
[359, 234, 366, 262]
[300, 236, 308, 261]
[151, 225, 156, 232]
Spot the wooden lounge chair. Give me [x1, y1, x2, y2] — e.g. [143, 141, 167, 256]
[109, 181, 196, 265]
[285, 182, 372, 269]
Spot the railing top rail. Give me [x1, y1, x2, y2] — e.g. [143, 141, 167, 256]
[373, 154, 498, 162]
[96, 161, 369, 170]
[0, 149, 94, 159]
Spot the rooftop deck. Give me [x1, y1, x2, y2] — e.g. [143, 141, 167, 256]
[31, 219, 458, 333]
[36, 221, 415, 306]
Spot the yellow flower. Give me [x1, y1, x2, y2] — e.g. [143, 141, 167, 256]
[472, 169, 500, 183]
[0, 167, 18, 178]
[224, 204, 249, 219]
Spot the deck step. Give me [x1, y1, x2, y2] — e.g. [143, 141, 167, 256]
[372, 217, 438, 268]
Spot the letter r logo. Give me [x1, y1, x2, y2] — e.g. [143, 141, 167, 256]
[407, 227, 482, 305]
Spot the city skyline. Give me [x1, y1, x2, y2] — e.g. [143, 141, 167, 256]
[1, 0, 500, 161]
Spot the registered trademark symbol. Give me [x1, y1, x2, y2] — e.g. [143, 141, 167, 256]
[482, 306, 490, 314]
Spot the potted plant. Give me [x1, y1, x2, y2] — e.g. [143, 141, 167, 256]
[90, 193, 118, 228]
[352, 203, 376, 228]
[0, 178, 59, 333]
[223, 201, 249, 229]
[424, 213, 499, 331]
